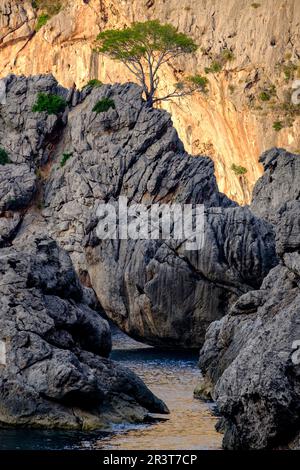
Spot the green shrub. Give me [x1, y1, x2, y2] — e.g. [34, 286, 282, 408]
[259, 91, 271, 102]
[283, 63, 298, 82]
[231, 164, 248, 176]
[221, 49, 235, 62]
[251, 2, 261, 8]
[205, 61, 223, 74]
[32, 0, 62, 16]
[35, 13, 50, 31]
[92, 97, 115, 114]
[228, 84, 235, 94]
[32, 93, 67, 115]
[188, 75, 209, 92]
[82, 79, 103, 90]
[273, 121, 283, 132]
[0, 148, 10, 165]
[60, 152, 73, 167]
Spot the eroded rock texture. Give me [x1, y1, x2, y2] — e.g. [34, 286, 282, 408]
[37, 77, 276, 348]
[1, 0, 300, 203]
[0, 74, 288, 434]
[199, 153, 300, 449]
[0, 236, 167, 429]
[0, 75, 277, 349]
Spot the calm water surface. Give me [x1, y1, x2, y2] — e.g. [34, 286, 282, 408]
[0, 329, 221, 450]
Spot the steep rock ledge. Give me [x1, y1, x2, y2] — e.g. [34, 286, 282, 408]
[199, 151, 300, 449]
[1, 0, 300, 204]
[0, 236, 167, 429]
[0, 74, 277, 348]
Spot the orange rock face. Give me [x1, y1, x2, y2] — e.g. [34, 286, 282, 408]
[1, 0, 300, 203]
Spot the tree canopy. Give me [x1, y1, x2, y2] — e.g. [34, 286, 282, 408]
[95, 20, 203, 106]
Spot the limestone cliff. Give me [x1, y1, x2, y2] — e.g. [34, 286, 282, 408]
[199, 149, 300, 449]
[1, 0, 300, 203]
[0, 74, 277, 349]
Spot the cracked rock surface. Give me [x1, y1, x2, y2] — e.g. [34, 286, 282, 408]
[199, 162, 300, 448]
[0, 236, 167, 429]
[1, 74, 294, 433]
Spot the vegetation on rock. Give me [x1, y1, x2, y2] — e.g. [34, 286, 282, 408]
[60, 152, 73, 167]
[205, 61, 222, 74]
[82, 79, 103, 89]
[35, 13, 50, 31]
[187, 75, 209, 93]
[33, 1, 62, 31]
[259, 91, 271, 102]
[231, 163, 248, 175]
[32, 0, 62, 16]
[32, 92, 67, 115]
[95, 20, 201, 106]
[0, 148, 10, 165]
[92, 97, 116, 113]
[273, 120, 283, 132]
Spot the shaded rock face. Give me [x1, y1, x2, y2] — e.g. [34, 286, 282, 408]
[2, 0, 300, 204]
[27, 76, 276, 348]
[0, 75, 277, 348]
[199, 154, 300, 449]
[251, 148, 300, 224]
[0, 236, 167, 429]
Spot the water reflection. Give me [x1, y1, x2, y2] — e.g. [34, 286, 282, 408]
[96, 329, 222, 450]
[0, 328, 222, 450]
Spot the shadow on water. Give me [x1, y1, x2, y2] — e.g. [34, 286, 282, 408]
[0, 328, 222, 450]
[0, 429, 109, 450]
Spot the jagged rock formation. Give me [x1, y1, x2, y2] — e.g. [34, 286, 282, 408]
[0, 235, 167, 429]
[1, 0, 300, 204]
[0, 74, 277, 348]
[251, 148, 300, 224]
[199, 150, 300, 449]
[1, 73, 299, 439]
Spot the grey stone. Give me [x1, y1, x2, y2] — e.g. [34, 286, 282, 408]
[0, 236, 168, 429]
[199, 196, 300, 449]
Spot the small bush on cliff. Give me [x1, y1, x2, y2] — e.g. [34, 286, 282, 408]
[33, 1, 62, 31]
[205, 61, 223, 74]
[251, 3, 261, 8]
[35, 14, 50, 31]
[60, 152, 73, 167]
[187, 75, 209, 93]
[32, 93, 67, 115]
[95, 20, 200, 106]
[82, 79, 103, 90]
[259, 91, 271, 102]
[92, 97, 116, 113]
[221, 49, 235, 62]
[32, 1, 62, 16]
[231, 164, 247, 176]
[273, 121, 283, 132]
[0, 148, 10, 165]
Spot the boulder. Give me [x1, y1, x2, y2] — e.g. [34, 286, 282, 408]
[0, 236, 168, 429]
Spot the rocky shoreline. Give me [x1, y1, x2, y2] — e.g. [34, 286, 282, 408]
[0, 74, 299, 446]
[199, 149, 300, 449]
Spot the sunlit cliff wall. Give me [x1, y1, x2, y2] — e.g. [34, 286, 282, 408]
[1, 0, 300, 203]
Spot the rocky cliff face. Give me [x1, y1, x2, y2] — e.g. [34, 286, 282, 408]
[0, 74, 277, 349]
[1, 73, 299, 439]
[198, 150, 300, 449]
[0, 236, 167, 429]
[1, 0, 300, 204]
